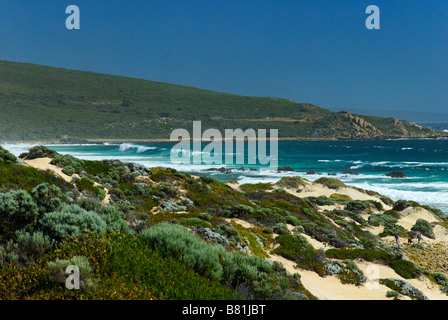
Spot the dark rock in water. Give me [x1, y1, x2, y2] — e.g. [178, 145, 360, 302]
[386, 171, 406, 178]
[237, 166, 245, 171]
[328, 173, 337, 176]
[306, 170, 316, 175]
[343, 170, 359, 175]
[206, 167, 232, 174]
[249, 168, 258, 172]
[277, 166, 294, 172]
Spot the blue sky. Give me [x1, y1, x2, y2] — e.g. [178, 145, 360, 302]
[0, 0, 447, 115]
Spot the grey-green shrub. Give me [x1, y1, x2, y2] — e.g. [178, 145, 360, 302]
[141, 223, 226, 281]
[31, 183, 63, 214]
[15, 230, 53, 257]
[41, 204, 107, 241]
[140, 223, 300, 299]
[214, 223, 241, 245]
[411, 219, 435, 239]
[0, 147, 17, 164]
[101, 205, 132, 234]
[273, 223, 291, 235]
[62, 165, 76, 176]
[433, 273, 448, 287]
[368, 213, 398, 226]
[0, 241, 19, 266]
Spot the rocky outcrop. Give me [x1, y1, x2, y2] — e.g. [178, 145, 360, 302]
[386, 171, 407, 178]
[342, 112, 382, 138]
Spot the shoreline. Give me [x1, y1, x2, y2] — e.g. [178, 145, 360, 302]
[1, 135, 447, 145]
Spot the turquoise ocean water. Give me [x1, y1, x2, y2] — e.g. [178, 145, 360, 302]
[3, 138, 448, 214]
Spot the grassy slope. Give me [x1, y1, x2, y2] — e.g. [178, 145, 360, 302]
[0, 60, 443, 141]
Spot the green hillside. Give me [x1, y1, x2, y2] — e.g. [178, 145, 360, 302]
[0, 60, 444, 142]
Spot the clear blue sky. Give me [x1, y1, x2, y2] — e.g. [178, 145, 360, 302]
[0, 0, 447, 114]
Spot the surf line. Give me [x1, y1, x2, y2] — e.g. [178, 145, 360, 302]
[170, 121, 278, 170]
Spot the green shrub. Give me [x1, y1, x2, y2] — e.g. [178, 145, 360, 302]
[368, 214, 398, 226]
[433, 273, 448, 287]
[383, 210, 400, 219]
[76, 177, 105, 200]
[393, 200, 419, 212]
[379, 223, 409, 237]
[100, 206, 132, 234]
[0, 189, 38, 240]
[286, 215, 301, 226]
[197, 212, 212, 221]
[30, 183, 63, 214]
[15, 230, 53, 260]
[62, 166, 76, 176]
[330, 193, 352, 200]
[388, 260, 421, 279]
[276, 176, 307, 189]
[140, 223, 304, 300]
[51, 154, 84, 174]
[273, 223, 291, 235]
[345, 200, 369, 213]
[239, 183, 274, 192]
[411, 219, 435, 239]
[305, 196, 334, 206]
[177, 217, 212, 229]
[272, 234, 316, 264]
[213, 223, 241, 245]
[0, 241, 19, 266]
[314, 177, 346, 189]
[41, 204, 107, 241]
[0, 148, 17, 164]
[20, 145, 57, 160]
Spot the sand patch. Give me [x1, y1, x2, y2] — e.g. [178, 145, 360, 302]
[22, 157, 72, 183]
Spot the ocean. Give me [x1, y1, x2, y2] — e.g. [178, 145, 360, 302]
[3, 138, 448, 214]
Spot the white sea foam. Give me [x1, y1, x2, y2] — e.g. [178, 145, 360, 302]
[118, 143, 158, 153]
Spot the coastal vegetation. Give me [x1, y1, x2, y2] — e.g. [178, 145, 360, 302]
[0, 146, 447, 300]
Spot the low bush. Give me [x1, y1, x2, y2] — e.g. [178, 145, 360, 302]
[213, 223, 241, 245]
[62, 166, 76, 176]
[345, 200, 369, 214]
[330, 193, 352, 200]
[140, 223, 305, 300]
[0, 189, 38, 240]
[368, 214, 398, 226]
[40, 204, 107, 241]
[20, 145, 57, 160]
[0, 148, 17, 164]
[31, 183, 64, 214]
[411, 219, 435, 239]
[314, 177, 346, 189]
[239, 183, 274, 192]
[76, 177, 105, 200]
[275, 176, 307, 189]
[433, 273, 448, 287]
[379, 223, 409, 238]
[273, 223, 291, 235]
[393, 200, 419, 212]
